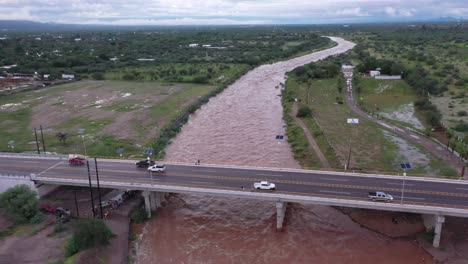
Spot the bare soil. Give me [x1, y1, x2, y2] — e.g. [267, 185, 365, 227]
[0, 214, 71, 263]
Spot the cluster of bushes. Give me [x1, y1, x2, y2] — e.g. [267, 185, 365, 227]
[414, 98, 442, 127]
[0, 185, 43, 224]
[64, 219, 114, 257]
[292, 60, 341, 82]
[405, 67, 446, 96]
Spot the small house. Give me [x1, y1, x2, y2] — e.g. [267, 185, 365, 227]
[62, 74, 75, 80]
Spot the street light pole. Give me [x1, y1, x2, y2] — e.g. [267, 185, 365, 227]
[401, 170, 406, 205]
[79, 128, 87, 156]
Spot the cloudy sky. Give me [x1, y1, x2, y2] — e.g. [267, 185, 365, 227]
[0, 0, 467, 25]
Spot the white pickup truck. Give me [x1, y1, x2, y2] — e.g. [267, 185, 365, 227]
[368, 191, 393, 202]
[253, 181, 276, 190]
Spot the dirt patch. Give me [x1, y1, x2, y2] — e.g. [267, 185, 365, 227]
[0, 210, 13, 232]
[0, 215, 70, 263]
[380, 103, 425, 130]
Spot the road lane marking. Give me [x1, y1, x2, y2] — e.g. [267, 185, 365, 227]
[319, 190, 351, 195]
[38, 161, 65, 176]
[256, 173, 282, 177]
[456, 188, 468, 191]
[189, 181, 215, 185]
[320, 178, 349, 182]
[394, 196, 426, 201]
[192, 169, 217, 173]
[386, 182, 415, 186]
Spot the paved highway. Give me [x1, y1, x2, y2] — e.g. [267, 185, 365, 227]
[1, 156, 468, 209]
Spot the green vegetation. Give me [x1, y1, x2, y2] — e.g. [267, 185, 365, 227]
[0, 185, 41, 224]
[130, 207, 148, 224]
[64, 219, 114, 257]
[0, 27, 332, 77]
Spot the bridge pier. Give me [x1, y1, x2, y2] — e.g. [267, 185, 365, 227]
[276, 201, 287, 231]
[142, 191, 152, 218]
[433, 215, 445, 248]
[423, 214, 445, 248]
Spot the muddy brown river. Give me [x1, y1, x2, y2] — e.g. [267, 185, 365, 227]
[135, 37, 432, 263]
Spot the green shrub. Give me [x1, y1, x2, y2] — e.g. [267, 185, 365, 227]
[297, 105, 312, 117]
[29, 212, 44, 224]
[130, 208, 148, 224]
[74, 219, 114, 250]
[54, 223, 66, 234]
[64, 237, 79, 257]
[0, 185, 39, 223]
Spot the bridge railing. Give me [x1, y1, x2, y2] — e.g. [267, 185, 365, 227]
[0, 152, 68, 160]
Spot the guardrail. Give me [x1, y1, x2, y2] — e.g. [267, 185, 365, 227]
[0, 152, 68, 160]
[32, 174, 468, 218]
[0, 174, 31, 179]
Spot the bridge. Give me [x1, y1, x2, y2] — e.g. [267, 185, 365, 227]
[1, 153, 468, 248]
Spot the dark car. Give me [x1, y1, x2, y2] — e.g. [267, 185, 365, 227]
[135, 159, 155, 168]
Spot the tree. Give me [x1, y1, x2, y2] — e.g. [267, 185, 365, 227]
[65, 219, 114, 257]
[0, 185, 40, 223]
[56, 132, 68, 145]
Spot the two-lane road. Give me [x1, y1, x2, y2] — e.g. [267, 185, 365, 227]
[1, 156, 468, 209]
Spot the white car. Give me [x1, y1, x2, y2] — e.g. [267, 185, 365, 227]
[148, 164, 166, 173]
[253, 181, 276, 190]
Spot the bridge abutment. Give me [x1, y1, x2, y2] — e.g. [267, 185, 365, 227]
[276, 201, 287, 231]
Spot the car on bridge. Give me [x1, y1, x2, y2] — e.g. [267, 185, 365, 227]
[148, 164, 166, 173]
[254, 181, 276, 190]
[135, 159, 155, 168]
[68, 155, 86, 166]
[368, 191, 393, 202]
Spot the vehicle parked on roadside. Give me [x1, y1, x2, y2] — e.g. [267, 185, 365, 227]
[55, 207, 71, 223]
[148, 164, 166, 173]
[368, 191, 393, 202]
[253, 181, 276, 190]
[135, 159, 155, 168]
[39, 204, 55, 213]
[68, 155, 86, 166]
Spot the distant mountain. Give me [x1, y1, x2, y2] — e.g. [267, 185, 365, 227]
[0, 20, 103, 32]
[426, 17, 466, 22]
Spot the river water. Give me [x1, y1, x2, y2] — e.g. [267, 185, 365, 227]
[135, 37, 432, 263]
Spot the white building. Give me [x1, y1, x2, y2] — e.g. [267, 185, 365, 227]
[62, 74, 75, 80]
[370, 70, 381, 77]
[189, 43, 199, 47]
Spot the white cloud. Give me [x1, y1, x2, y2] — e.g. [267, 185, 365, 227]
[447, 8, 468, 16]
[60, 17, 273, 26]
[385, 6, 414, 17]
[333, 7, 368, 17]
[0, 0, 466, 25]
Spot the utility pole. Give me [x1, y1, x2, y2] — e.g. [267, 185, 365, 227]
[34, 128, 40, 154]
[40, 125, 46, 153]
[86, 160, 95, 218]
[74, 187, 80, 217]
[94, 158, 103, 219]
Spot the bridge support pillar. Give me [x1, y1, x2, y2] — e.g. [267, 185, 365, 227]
[149, 192, 157, 211]
[154, 192, 162, 208]
[142, 191, 152, 218]
[433, 215, 445, 248]
[276, 201, 287, 231]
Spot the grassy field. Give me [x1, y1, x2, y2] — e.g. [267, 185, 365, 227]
[284, 75, 457, 176]
[0, 80, 216, 157]
[357, 77, 417, 112]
